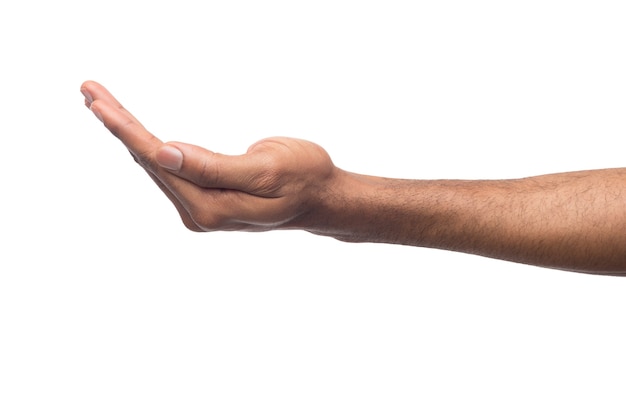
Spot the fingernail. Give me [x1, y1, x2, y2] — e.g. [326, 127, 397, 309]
[81, 88, 93, 105]
[157, 145, 183, 171]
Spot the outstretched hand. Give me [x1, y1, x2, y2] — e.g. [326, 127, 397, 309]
[80, 81, 341, 232]
[80, 81, 626, 274]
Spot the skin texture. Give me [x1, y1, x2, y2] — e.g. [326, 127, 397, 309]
[81, 81, 626, 276]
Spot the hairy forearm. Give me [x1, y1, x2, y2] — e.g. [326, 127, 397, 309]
[310, 168, 626, 275]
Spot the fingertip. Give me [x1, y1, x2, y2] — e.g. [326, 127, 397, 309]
[80, 80, 101, 91]
[156, 145, 184, 171]
[80, 82, 95, 106]
[81, 89, 93, 105]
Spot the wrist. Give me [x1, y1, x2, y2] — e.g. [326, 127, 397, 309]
[304, 169, 405, 243]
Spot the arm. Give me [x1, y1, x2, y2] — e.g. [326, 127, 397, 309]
[81, 81, 626, 276]
[314, 170, 626, 275]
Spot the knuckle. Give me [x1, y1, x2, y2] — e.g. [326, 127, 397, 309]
[198, 157, 219, 187]
[254, 153, 283, 194]
[132, 148, 158, 171]
[188, 206, 221, 231]
[190, 149, 222, 187]
[180, 215, 203, 232]
[107, 118, 134, 140]
[186, 191, 241, 232]
[183, 221, 203, 233]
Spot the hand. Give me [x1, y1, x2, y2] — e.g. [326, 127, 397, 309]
[80, 81, 340, 232]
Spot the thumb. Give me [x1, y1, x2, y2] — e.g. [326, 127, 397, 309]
[156, 142, 265, 192]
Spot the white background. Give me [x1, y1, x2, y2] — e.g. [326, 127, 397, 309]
[1, 1, 626, 416]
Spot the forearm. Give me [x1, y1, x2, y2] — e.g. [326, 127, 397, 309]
[309, 168, 626, 275]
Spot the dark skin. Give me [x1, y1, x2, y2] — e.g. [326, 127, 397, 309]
[81, 80, 626, 275]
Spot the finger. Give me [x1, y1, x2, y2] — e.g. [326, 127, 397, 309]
[144, 170, 203, 232]
[155, 142, 274, 194]
[152, 174, 297, 231]
[80, 80, 136, 121]
[81, 81, 162, 164]
[81, 82, 203, 231]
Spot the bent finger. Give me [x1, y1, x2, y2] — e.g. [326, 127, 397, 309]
[144, 170, 203, 232]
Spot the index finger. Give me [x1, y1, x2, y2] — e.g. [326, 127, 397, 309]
[81, 81, 162, 161]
